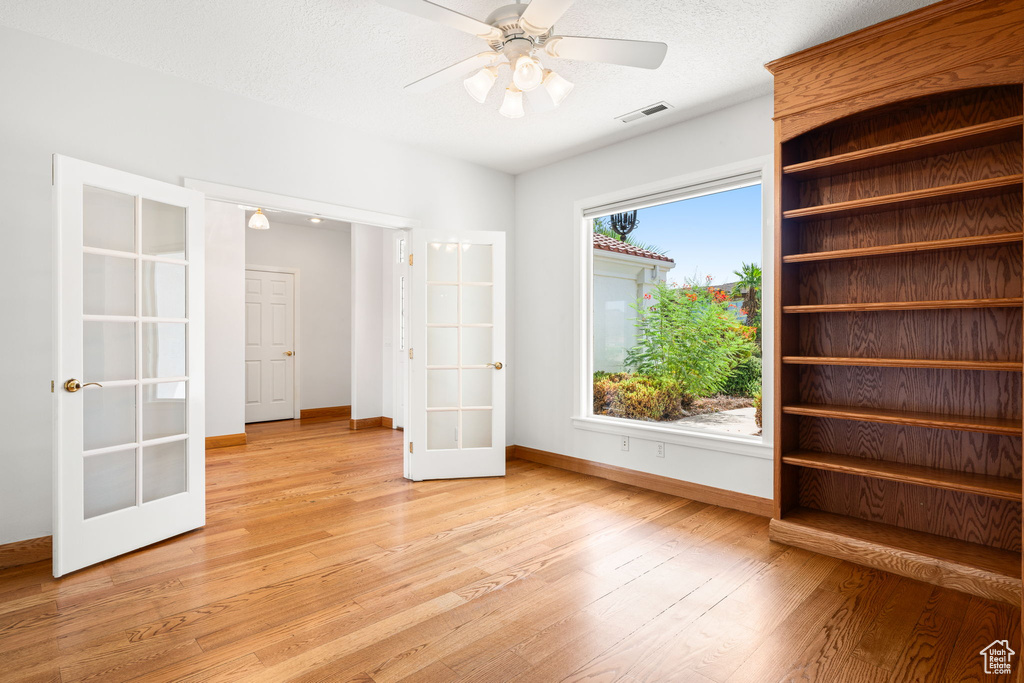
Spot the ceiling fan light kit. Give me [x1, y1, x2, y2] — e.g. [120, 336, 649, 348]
[464, 66, 499, 103]
[499, 85, 526, 119]
[379, 0, 667, 118]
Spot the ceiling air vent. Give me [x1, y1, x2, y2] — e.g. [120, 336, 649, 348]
[615, 101, 673, 124]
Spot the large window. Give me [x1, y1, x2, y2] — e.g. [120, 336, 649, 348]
[590, 181, 763, 437]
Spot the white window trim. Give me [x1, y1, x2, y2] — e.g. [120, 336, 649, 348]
[573, 155, 775, 452]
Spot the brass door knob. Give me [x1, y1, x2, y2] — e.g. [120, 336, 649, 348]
[64, 379, 103, 392]
[284, 351, 294, 356]
[487, 362, 503, 370]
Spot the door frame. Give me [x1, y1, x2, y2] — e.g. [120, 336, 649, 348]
[185, 180, 419, 451]
[244, 264, 301, 421]
[391, 230, 412, 430]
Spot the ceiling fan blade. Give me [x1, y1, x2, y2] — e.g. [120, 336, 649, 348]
[378, 0, 502, 41]
[525, 86, 557, 113]
[544, 36, 668, 69]
[519, 0, 575, 36]
[405, 52, 500, 93]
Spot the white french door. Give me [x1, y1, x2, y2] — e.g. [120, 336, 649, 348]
[53, 156, 205, 577]
[407, 231, 506, 480]
[244, 268, 296, 423]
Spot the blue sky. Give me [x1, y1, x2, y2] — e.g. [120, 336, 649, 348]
[607, 184, 762, 286]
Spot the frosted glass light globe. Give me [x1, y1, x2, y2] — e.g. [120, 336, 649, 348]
[499, 86, 525, 119]
[512, 55, 544, 92]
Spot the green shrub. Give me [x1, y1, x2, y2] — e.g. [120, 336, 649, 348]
[593, 372, 690, 422]
[753, 392, 763, 428]
[625, 281, 756, 397]
[721, 356, 762, 398]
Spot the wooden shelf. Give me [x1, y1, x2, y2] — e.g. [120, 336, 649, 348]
[769, 508, 1021, 605]
[781, 403, 1021, 435]
[783, 116, 1024, 179]
[783, 297, 1023, 313]
[782, 175, 1023, 221]
[782, 356, 1022, 371]
[782, 232, 1023, 263]
[782, 449, 1022, 501]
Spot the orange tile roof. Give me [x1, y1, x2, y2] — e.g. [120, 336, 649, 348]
[592, 232, 674, 264]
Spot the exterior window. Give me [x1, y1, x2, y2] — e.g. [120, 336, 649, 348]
[591, 183, 763, 437]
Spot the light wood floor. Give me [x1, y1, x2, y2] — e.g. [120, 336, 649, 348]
[1, 417, 1020, 682]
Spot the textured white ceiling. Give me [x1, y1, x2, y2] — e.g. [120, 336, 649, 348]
[0, 0, 937, 174]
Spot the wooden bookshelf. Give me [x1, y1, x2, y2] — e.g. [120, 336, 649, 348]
[782, 174, 1023, 221]
[783, 298, 1023, 314]
[767, 3, 1024, 613]
[782, 449, 1022, 501]
[782, 356, 1022, 371]
[782, 116, 1023, 179]
[769, 508, 1021, 605]
[781, 403, 1022, 436]
[782, 232, 1023, 264]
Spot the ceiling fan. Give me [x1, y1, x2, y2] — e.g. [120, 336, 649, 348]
[378, 0, 668, 118]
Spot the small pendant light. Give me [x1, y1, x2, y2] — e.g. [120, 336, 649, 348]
[248, 208, 270, 230]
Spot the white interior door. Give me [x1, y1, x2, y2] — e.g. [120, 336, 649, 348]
[53, 155, 205, 577]
[408, 231, 506, 480]
[244, 269, 296, 423]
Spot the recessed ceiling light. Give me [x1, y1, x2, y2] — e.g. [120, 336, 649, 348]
[309, 217, 323, 223]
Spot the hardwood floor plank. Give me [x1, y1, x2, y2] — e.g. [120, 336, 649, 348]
[0, 417, 1015, 682]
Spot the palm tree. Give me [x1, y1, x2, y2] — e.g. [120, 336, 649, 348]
[732, 262, 762, 339]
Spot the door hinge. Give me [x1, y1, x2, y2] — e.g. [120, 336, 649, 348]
[409, 442, 414, 454]
[51, 380, 54, 393]
[408, 347, 414, 360]
[409, 254, 414, 266]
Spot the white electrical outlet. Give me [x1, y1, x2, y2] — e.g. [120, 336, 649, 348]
[621, 436, 629, 451]
[656, 442, 665, 458]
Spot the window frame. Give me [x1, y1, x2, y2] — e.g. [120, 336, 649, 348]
[573, 156, 774, 456]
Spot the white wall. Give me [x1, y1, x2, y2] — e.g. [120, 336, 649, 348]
[514, 96, 775, 500]
[245, 216, 352, 411]
[351, 224, 384, 421]
[204, 201, 246, 436]
[0, 26, 515, 545]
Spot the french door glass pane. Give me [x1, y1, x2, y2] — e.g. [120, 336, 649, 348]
[427, 327, 458, 366]
[84, 385, 136, 451]
[427, 370, 458, 408]
[461, 286, 492, 324]
[83, 186, 135, 253]
[427, 411, 458, 450]
[462, 410, 492, 449]
[143, 382, 186, 440]
[142, 323, 186, 378]
[84, 321, 135, 382]
[141, 199, 186, 259]
[461, 369, 491, 408]
[142, 262, 186, 318]
[142, 440, 187, 503]
[84, 448, 137, 519]
[427, 243, 458, 281]
[462, 245, 492, 283]
[461, 327, 491, 366]
[84, 254, 135, 316]
[427, 285, 458, 324]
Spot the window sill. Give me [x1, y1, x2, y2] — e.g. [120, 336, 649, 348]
[572, 415, 772, 460]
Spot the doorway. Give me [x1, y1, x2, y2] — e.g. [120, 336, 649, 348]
[242, 209, 352, 425]
[244, 267, 297, 423]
